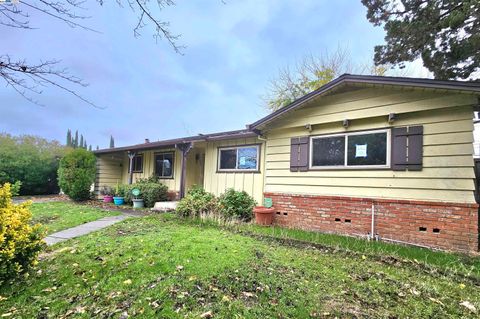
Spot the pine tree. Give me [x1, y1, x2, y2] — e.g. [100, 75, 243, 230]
[84, 139, 87, 149]
[74, 130, 79, 148]
[109, 135, 115, 148]
[96, 145, 99, 150]
[80, 134, 84, 149]
[88, 145, 92, 151]
[66, 129, 72, 147]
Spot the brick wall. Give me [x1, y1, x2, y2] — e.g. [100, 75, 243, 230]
[264, 192, 479, 253]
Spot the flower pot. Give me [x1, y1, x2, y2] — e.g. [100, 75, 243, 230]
[132, 198, 144, 209]
[103, 195, 114, 203]
[113, 196, 124, 206]
[253, 206, 275, 226]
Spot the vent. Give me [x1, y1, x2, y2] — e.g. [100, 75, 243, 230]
[419, 227, 427, 232]
[345, 219, 351, 223]
[335, 218, 341, 222]
[433, 228, 440, 233]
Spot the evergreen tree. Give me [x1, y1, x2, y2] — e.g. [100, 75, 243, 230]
[74, 130, 79, 148]
[88, 145, 92, 151]
[79, 135, 84, 150]
[84, 139, 87, 149]
[109, 136, 115, 148]
[66, 129, 72, 147]
[96, 145, 99, 150]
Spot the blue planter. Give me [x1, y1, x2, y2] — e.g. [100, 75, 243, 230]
[113, 196, 124, 206]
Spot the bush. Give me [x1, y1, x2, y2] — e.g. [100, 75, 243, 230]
[218, 188, 256, 221]
[0, 183, 45, 285]
[122, 180, 168, 208]
[0, 134, 66, 195]
[57, 149, 96, 201]
[176, 186, 217, 218]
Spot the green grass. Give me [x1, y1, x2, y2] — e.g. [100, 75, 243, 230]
[236, 223, 480, 279]
[1, 213, 479, 318]
[30, 202, 121, 235]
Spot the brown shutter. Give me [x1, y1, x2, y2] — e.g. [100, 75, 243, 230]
[407, 125, 423, 171]
[391, 126, 423, 171]
[290, 137, 309, 172]
[290, 138, 300, 172]
[392, 127, 408, 171]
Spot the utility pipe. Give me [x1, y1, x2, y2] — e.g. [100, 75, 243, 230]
[370, 202, 375, 240]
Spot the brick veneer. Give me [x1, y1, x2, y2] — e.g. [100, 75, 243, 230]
[264, 192, 479, 253]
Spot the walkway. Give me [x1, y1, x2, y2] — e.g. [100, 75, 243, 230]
[45, 213, 135, 245]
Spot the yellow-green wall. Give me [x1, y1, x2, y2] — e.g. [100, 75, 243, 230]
[262, 87, 478, 203]
[203, 137, 266, 204]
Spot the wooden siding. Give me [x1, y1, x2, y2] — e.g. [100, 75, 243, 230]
[203, 137, 265, 204]
[94, 155, 123, 196]
[263, 88, 478, 204]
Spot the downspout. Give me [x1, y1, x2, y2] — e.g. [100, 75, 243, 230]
[369, 201, 379, 241]
[177, 142, 193, 199]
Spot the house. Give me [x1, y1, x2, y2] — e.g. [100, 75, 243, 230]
[94, 74, 480, 252]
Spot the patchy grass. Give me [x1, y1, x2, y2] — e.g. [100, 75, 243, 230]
[30, 202, 121, 235]
[235, 223, 480, 279]
[1, 213, 479, 318]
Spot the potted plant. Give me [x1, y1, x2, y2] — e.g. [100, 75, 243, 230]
[113, 182, 124, 206]
[131, 188, 144, 209]
[100, 185, 114, 203]
[253, 198, 275, 225]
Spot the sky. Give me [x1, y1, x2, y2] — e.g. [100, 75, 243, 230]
[0, 0, 431, 149]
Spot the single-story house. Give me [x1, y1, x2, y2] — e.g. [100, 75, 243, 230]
[94, 74, 480, 253]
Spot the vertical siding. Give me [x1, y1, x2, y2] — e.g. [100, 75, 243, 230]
[94, 155, 123, 196]
[203, 137, 265, 204]
[263, 89, 478, 204]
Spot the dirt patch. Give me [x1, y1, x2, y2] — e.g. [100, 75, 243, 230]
[13, 194, 69, 203]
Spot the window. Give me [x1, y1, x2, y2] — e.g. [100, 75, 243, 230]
[131, 154, 143, 173]
[155, 152, 174, 178]
[310, 130, 390, 169]
[218, 145, 260, 172]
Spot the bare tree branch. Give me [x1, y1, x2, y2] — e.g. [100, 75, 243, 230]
[0, 0, 183, 107]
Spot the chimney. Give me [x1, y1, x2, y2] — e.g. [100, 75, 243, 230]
[145, 138, 150, 143]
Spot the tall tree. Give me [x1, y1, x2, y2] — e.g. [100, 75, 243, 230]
[263, 48, 387, 111]
[73, 130, 78, 149]
[79, 135, 84, 150]
[66, 129, 72, 147]
[88, 145, 92, 152]
[362, 0, 480, 80]
[0, 1, 183, 107]
[84, 140, 88, 149]
[109, 136, 115, 149]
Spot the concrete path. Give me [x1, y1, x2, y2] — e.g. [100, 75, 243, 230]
[45, 215, 130, 245]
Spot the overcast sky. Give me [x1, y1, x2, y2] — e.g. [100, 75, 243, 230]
[0, 0, 430, 149]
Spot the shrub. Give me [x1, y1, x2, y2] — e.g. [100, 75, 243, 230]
[176, 186, 217, 218]
[0, 134, 66, 195]
[122, 180, 168, 208]
[0, 183, 45, 285]
[57, 149, 96, 201]
[218, 188, 256, 221]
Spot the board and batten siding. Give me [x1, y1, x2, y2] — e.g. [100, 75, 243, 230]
[203, 137, 266, 204]
[120, 148, 183, 192]
[263, 87, 478, 204]
[95, 155, 123, 195]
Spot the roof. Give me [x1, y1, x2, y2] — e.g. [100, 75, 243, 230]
[96, 74, 480, 155]
[247, 73, 480, 130]
[94, 129, 256, 154]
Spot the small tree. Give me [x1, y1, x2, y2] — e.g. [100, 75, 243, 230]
[58, 149, 96, 201]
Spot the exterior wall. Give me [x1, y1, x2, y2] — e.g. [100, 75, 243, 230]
[203, 136, 266, 204]
[264, 88, 478, 204]
[121, 148, 183, 192]
[94, 155, 123, 196]
[266, 192, 479, 252]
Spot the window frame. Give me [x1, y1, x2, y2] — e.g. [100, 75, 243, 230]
[309, 129, 391, 170]
[154, 151, 175, 179]
[131, 154, 144, 173]
[217, 144, 261, 173]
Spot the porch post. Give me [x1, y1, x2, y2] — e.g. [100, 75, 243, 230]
[127, 151, 135, 185]
[177, 142, 193, 199]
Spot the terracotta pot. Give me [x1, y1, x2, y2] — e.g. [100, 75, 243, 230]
[253, 206, 275, 226]
[103, 195, 114, 203]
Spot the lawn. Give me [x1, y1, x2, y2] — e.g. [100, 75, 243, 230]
[30, 201, 121, 235]
[1, 213, 479, 318]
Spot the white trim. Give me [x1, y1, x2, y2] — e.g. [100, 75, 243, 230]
[154, 151, 174, 178]
[309, 129, 391, 170]
[217, 145, 260, 172]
